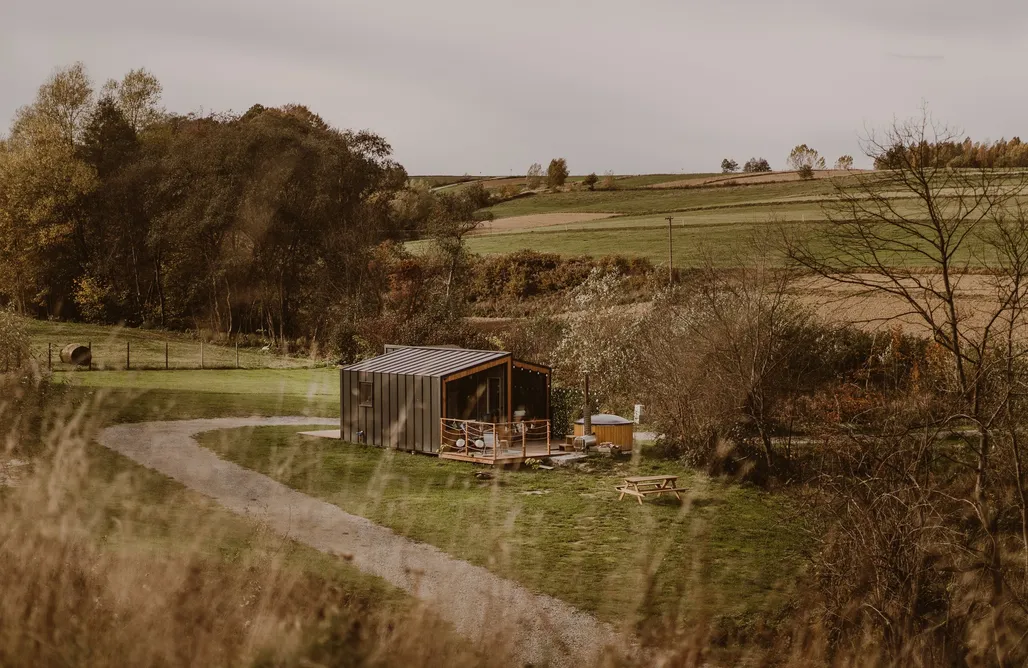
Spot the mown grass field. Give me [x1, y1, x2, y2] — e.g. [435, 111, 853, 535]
[198, 425, 804, 639]
[485, 179, 840, 219]
[23, 318, 318, 371]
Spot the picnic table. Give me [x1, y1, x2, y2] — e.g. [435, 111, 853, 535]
[616, 475, 681, 504]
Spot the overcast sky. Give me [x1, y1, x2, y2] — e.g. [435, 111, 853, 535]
[2, 0, 1027, 175]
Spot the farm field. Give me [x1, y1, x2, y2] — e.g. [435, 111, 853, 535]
[484, 178, 840, 219]
[198, 425, 804, 641]
[22, 318, 319, 371]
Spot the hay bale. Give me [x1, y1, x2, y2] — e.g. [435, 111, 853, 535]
[60, 344, 91, 367]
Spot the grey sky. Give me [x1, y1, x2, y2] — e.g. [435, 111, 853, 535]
[2, 0, 1027, 174]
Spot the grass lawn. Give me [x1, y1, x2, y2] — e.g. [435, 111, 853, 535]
[22, 317, 318, 371]
[57, 367, 340, 422]
[198, 426, 805, 640]
[485, 180, 838, 219]
[461, 223, 781, 266]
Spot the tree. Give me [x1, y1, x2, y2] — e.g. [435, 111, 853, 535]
[834, 154, 854, 170]
[743, 157, 771, 173]
[430, 188, 493, 303]
[0, 64, 98, 315]
[720, 158, 739, 173]
[101, 68, 163, 132]
[599, 170, 617, 190]
[583, 172, 598, 190]
[785, 107, 1028, 661]
[526, 162, 543, 189]
[786, 144, 825, 175]
[13, 62, 94, 148]
[546, 158, 569, 189]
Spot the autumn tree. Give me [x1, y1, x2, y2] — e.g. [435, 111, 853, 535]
[100, 68, 164, 132]
[583, 172, 598, 190]
[0, 63, 97, 315]
[720, 158, 738, 173]
[834, 154, 854, 170]
[546, 158, 569, 189]
[787, 144, 825, 179]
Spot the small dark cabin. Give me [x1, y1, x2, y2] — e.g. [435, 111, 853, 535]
[340, 346, 551, 458]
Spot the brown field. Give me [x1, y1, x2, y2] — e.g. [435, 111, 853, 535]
[795, 273, 1021, 336]
[649, 169, 869, 189]
[475, 212, 618, 233]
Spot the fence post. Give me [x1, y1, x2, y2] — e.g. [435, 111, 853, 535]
[88, 342, 92, 371]
[522, 427, 527, 459]
[236, 342, 239, 369]
[200, 340, 204, 370]
[48, 343, 51, 372]
[126, 341, 130, 371]
[165, 342, 169, 370]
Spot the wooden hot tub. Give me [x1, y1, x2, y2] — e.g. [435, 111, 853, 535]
[573, 413, 634, 451]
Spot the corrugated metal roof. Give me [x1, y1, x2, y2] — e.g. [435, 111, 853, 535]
[341, 346, 510, 377]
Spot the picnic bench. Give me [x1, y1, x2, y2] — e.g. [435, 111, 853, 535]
[616, 475, 681, 504]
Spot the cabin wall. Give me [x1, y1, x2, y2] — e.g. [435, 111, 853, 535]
[341, 369, 441, 453]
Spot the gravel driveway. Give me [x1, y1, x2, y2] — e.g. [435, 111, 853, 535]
[99, 417, 624, 666]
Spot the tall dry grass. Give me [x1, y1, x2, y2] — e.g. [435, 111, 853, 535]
[0, 370, 501, 668]
[2, 362, 1025, 667]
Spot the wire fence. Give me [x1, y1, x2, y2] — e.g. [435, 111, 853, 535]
[38, 339, 316, 372]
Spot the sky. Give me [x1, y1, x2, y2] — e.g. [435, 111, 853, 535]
[2, 0, 1027, 175]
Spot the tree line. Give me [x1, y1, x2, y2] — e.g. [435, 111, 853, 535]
[0, 63, 502, 351]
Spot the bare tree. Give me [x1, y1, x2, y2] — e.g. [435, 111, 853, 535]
[786, 105, 1028, 662]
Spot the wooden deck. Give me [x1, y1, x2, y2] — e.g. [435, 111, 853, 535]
[439, 419, 552, 464]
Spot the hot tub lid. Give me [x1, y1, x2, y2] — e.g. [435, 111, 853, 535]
[574, 413, 633, 425]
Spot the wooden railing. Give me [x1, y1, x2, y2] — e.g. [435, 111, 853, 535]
[440, 419, 551, 462]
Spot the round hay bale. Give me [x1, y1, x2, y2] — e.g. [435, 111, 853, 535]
[60, 344, 91, 367]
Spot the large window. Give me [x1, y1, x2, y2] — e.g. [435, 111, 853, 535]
[359, 381, 373, 407]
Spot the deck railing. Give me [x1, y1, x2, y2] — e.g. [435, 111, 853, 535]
[440, 418, 551, 463]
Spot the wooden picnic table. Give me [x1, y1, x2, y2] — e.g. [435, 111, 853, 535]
[616, 475, 681, 504]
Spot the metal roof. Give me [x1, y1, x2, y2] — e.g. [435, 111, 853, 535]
[341, 346, 510, 377]
[574, 413, 633, 425]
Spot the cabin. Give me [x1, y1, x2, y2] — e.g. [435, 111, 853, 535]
[339, 346, 552, 463]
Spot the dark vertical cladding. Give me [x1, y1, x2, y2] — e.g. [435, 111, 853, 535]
[358, 371, 368, 442]
[372, 373, 382, 446]
[405, 374, 415, 451]
[420, 375, 431, 453]
[343, 370, 351, 441]
[430, 377, 442, 453]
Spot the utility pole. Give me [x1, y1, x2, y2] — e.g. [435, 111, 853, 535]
[666, 216, 674, 284]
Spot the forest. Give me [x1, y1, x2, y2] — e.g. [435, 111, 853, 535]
[0, 63, 504, 354]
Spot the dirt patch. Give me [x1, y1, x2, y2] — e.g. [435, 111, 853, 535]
[98, 417, 625, 667]
[476, 212, 618, 234]
[795, 273, 1024, 336]
[649, 169, 868, 189]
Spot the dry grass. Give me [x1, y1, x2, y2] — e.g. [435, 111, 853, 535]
[0, 377, 500, 668]
[475, 211, 619, 233]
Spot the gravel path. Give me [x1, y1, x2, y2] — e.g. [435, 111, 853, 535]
[98, 417, 624, 667]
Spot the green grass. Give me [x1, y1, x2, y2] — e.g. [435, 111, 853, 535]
[57, 367, 340, 422]
[485, 179, 839, 219]
[23, 318, 317, 371]
[462, 223, 784, 266]
[198, 426, 805, 638]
